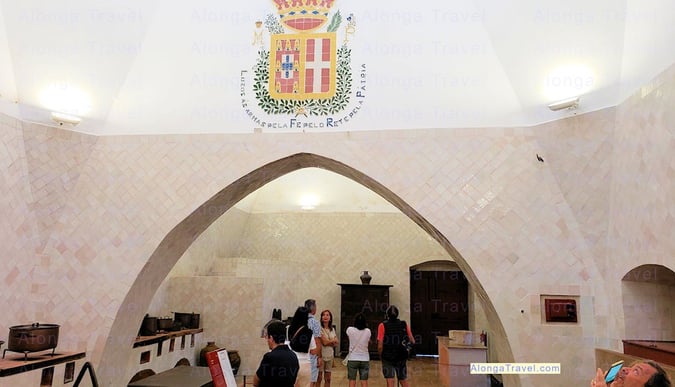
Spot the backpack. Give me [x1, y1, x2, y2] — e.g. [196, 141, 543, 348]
[381, 319, 410, 362]
[289, 325, 313, 353]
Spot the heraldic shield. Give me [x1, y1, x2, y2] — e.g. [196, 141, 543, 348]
[269, 32, 337, 100]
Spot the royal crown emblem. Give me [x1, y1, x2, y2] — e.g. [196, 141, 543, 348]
[272, 0, 335, 33]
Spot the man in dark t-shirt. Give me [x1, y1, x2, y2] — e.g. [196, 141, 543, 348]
[254, 320, 299, 387]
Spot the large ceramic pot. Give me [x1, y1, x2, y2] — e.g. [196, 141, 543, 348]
[199, 341, 219, 367]
[6, 323, 59, 354]
[227, 350, 241, 375]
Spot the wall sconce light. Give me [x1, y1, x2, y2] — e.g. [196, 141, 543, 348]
[51, 111, 81, 126]
[548, 96, 579, 111]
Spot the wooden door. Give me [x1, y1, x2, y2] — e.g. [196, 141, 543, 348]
[409, 269, 468, 355]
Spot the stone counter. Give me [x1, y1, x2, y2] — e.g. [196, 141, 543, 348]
[127, 328, 205, 385]
[0, 351, 87, 386]
[437, 336, 489, 386]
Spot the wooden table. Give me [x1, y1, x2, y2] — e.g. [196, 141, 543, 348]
[127, 366, 213, 387]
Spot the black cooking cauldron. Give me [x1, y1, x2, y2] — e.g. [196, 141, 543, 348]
[4, 323, 59, 359]
[174, 312, 200, 329]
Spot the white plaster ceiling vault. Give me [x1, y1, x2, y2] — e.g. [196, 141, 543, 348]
[0, 0, 673, 136]
[0, 1, 673, 212]
[235, 167, 401, 213]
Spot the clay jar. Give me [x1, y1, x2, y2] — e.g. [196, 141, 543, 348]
[227, 350, 241, 375]
[198, 342, 240, 375]
[198, 341, 219, 367]
[360, 270, 372, 285]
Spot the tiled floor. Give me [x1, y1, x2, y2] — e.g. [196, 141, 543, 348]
[238, 356, 500, 386]
[322, 357, 442, 387]
[322, 357, 496, 387]
[238, 358, 442, 386]
[322, 357, 442, 386]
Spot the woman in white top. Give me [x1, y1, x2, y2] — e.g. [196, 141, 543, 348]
[345, 313, 371, 387]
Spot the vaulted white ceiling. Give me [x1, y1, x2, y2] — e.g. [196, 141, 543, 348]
[0, 0, 673, 135]
[235, 167, 400, 213]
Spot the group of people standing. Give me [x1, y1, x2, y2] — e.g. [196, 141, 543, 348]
[255, 302, 673, 387]
[253, 300, 415, 387]
[345, 304, 415, 387]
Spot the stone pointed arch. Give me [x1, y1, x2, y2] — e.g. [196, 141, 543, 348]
[98, 152, 516, 385]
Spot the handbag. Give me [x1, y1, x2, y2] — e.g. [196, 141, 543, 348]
[400, 321, 414, 359]
[402, 336, 413, 358]
[290, 325, 312, 353]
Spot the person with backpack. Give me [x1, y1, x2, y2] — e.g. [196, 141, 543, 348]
[288, 306, 315, 386]
[377, 305, 415, 387]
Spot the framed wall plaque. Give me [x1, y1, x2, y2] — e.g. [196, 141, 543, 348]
[544, 298, 577, 323]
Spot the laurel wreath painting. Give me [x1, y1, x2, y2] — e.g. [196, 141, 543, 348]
[253, 12, 353, 115]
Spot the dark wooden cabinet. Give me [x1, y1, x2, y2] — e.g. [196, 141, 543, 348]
[338, 283, 392, 358]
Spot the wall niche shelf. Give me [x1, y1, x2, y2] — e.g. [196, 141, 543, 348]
[133, 328, 202, 348]
[0, 351, 85, 377]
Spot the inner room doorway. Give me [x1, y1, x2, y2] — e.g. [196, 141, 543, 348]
[410, 261, 469, 355]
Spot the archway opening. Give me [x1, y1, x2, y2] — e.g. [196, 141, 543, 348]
[621, 264, 675, 341]
[99, 152, 514, 385]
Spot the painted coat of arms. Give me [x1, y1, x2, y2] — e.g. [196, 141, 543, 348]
[249, 0, 359, 118]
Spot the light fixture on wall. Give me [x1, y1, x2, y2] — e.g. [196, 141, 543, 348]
[51, 111, 81, 126]
[299, 194, 319, 210]
[548, 96, 579, 111]
[40, 82, 90, 126]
